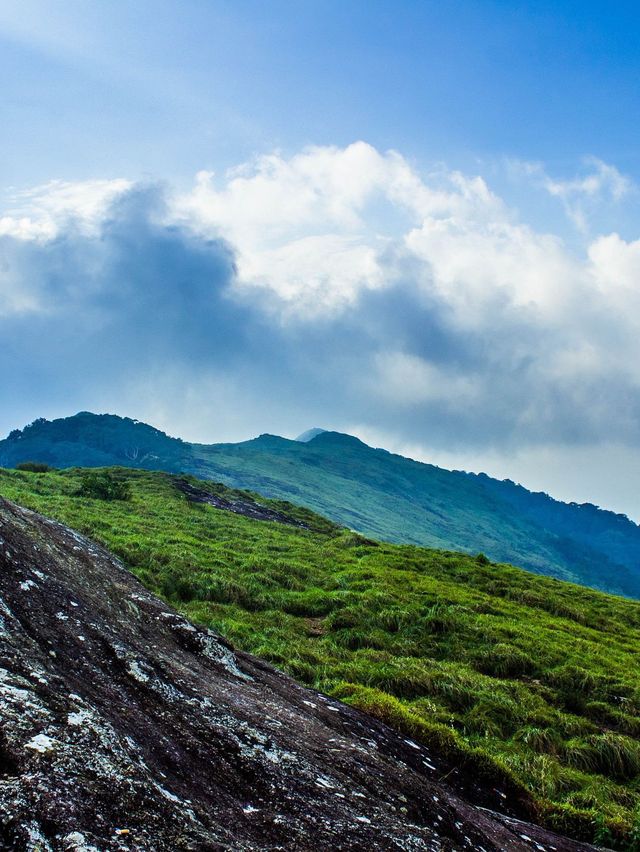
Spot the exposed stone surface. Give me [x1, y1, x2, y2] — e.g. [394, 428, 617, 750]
[0, 496, 602, 851]
[173, 478, 310, 528]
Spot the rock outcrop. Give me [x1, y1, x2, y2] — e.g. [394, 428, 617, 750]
[173, 478, 310, 528]
[0, 497, 601, 851]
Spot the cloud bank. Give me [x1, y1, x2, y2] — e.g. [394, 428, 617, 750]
[2, 142, 640, 515]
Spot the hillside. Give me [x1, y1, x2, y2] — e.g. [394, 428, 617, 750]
[2, 466, 640, 847]
[2, 412, 640, 597]
[3, 496, 601, 850]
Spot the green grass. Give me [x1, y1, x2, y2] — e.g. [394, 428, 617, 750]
[3, 465, 640, 848]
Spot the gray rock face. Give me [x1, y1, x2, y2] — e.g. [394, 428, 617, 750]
[173, 478, 310, 528]
[0, 497, 600, 851]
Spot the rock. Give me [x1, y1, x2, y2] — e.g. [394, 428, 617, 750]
[173, 478, 310, 527]
[0, 497, 602, 851]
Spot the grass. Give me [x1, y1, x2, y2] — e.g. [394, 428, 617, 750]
[3, 465, 640, 848]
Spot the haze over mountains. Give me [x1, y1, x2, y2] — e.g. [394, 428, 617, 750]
[3, 411, 640, 598]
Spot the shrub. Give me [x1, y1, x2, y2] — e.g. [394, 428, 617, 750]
[331, 627, 387, 651]
[326, 607, 363, 630]
[335, 532, 378, 549]
[161, 574, 198, 602]
[16, 461, 54, 473]
[542, 802, 610, 845]
[332, 682, 461, 749]
[584, 701, 640, 736]
[333, 682, 535, 812]
[77, 471, 131, 501]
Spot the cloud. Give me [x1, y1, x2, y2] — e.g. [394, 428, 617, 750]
[513, 157, 633, 232]
[4, 143, 640, 515]
[178, 142, 508, 316]
[543, 157, 630, 203]
[2, 178, 133, 237]
[589, 231, 640, 293]
[370, 351, 479, 407]
[0, 184, 252, 430]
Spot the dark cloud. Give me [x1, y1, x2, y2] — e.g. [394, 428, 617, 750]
[0, 185, 258, 427]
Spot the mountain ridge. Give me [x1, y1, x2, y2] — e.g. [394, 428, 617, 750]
[2, 411, 639, 597]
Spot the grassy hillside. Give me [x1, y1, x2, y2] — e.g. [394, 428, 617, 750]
[3, 466, 640, 848]
[2, 412, 640, 598]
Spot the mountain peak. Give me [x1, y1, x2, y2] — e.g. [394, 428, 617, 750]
[309, 430, 367, 448]
[295, 427, 327, 442]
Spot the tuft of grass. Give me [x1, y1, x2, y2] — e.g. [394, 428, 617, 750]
[473, 643, 537, 678]
[565, 733, 640, 780]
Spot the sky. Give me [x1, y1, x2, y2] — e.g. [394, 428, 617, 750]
[2, 0, 640, 518]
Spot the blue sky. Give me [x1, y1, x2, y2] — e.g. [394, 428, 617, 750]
[2, 1, 640, 188]
[2, 1, 640, 517]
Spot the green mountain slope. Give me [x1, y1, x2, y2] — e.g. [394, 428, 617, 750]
[2, 411, 639, 597]
[2, 465, 640, 847]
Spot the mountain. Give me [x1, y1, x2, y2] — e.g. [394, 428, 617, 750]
[2, 411, 640, 597]
[0, 494, 600, 851]
[3, 465, 640, 846]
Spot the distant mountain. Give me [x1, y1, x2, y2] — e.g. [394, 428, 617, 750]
[2, 411, 640, 597]
[295, 427, 327, 442]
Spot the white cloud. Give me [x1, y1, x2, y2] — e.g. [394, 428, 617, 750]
[513, 157, 632, 232]
[239, 233, 386, 311]
[371, 351, 478, 407]
[0, 215, 53, 241]
[3, 144, 638, 340]
[544, 157, 630, 203]
[180, 143, 416, 312]
[7, 143, 618, 326]
[404, 217, 576, 321]
[178, 142, 513, 315]
[588, 232, 640, 291]
[0, 178, 132, 240]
